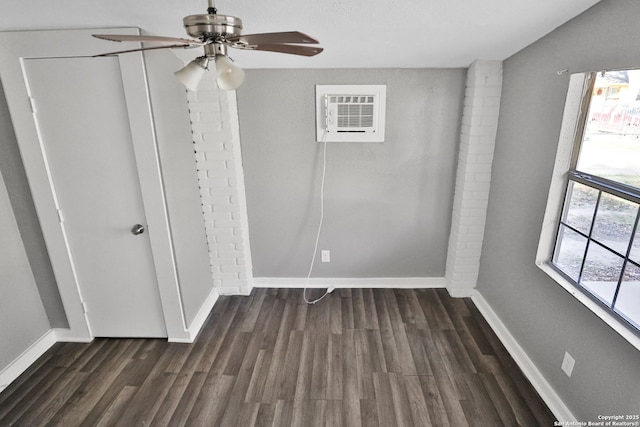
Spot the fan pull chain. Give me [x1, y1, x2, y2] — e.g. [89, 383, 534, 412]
[207, 0, 217, 14]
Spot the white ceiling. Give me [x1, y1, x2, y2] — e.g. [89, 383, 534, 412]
[2, 0, 601, 69]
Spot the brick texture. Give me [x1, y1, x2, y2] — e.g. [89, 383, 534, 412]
[446, 60, 503, 295]
[186, 73, 253, 295]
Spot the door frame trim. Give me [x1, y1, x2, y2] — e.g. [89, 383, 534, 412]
[0, 28, 190, 341]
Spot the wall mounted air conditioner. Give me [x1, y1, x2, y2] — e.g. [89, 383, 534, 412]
[315, 85, 386, 142]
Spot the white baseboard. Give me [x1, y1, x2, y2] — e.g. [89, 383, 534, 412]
[54, 328, 94, 343]
[169, 287, 220, 343]
[447, 287, 476, 298]
[471, 291, 576, 422]
[217, 286, 252, 296]
[0, 329, 57, 394]
[253, 277, 446, 289]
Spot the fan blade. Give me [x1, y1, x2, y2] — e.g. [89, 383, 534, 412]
[227, 31, 319, 45]
[238, 43, 323, 57]
[93, 34, 205, 45]
[93, 44, 196, 57]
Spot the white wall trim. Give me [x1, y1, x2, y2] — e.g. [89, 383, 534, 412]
[53, 328, 94, 343]
[471, 290, 576, 422]
[169, 287, 220, 343]
[253, 277, 446, 289]
[447, 288, 476, 298]
[0, 330, 57, 394]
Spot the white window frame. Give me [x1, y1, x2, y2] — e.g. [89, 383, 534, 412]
[536, 72, 640, 351]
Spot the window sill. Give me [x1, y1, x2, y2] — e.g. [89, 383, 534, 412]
[536, 261, 640, 352]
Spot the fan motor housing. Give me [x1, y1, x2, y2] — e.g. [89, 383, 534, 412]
[183, 14, 243, 40]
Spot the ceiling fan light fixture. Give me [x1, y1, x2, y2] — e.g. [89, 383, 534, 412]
[215, 54, 245, 90]
[174, 56, 209, 91]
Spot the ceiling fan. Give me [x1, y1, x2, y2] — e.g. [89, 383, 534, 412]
[92, 0, 323, 91]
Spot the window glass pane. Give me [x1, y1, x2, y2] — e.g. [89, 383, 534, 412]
[553, 225, 588, 281]
[562, 181, 598, 235]
[580, 242, 624, 305]
[576, 69, 640, 189]
[591, 192, 638, 255]
[630, 229, 640, 264]
[613, 262, 640, 329]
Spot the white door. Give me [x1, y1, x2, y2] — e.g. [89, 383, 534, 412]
[23, 56, 167, 337]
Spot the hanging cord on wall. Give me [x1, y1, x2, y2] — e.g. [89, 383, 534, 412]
[303, 127, 332, 304]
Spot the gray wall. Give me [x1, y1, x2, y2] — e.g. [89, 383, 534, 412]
[144, 50, 214, 327]
[237, 68, 465, 277]
[478, 0, 640, 420]
[0, 81, 67, 328]
[0, 143, 51, 370]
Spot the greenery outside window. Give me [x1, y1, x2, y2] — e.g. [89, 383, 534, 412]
[551, 69, 640, 335]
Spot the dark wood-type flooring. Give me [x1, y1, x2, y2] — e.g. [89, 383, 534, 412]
[0, 288, 555, 426]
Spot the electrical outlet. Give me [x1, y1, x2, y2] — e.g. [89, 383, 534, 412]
[321, 250, 330, 262]
[561, 351, 575, 377]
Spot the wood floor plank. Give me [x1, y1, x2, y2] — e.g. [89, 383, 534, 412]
[184, 374, 235, 426]
[352, 288, 367, 329]
[276, 331, 304, 401]
[372, 372, 396, 427]
[164, 372, 207, 427]
[418, 375, 451, 427]
[341, 297, 355, 329]
[325, 399, 344, 427]
[310, 333, 329, 399]
[48, 339, 143, 427]
[293, 330, 315, 401]
[0, 365, 67, 425]
[272, 399, 294, 426]
[463, 373, 504, 427]
[479, 372, 519, 427]
[235, 402, 260, 427]
[113, 372, 176, 426]
[358, 398, 378, 427]
[405, 324, 434, 375]
[94, 385, 137, 427]
[383, 289, 418, 375]
[14, 369, 88, 426]
[291, 398, 314, 426]
[405, 289, 430, 329]
[193, 310, 237, 373]
[330, 295, 343, 334]
[388, 373, 414, 427]
[0, 288, 556, 427]
[341, 329, 358, 401]
[354, 329, 375, 399]
[244, 348, 272, 403]
[327, 333, 343, 400]
[253, 402, 275, 427]
[372, 290, 402, 373]
[241, 290, 266, 332]
[219, 331, 264, 426]
[344, 398, 363, 427]
[0, 344, 58, 413]
[150, 371, 198, 426]
[404, 375, 433, 427]
[366, 329, 388, 373]
[260, 296, 297, 402]
[362, 288, 380, 330]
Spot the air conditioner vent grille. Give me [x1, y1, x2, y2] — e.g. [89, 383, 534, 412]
[336, 103, 374, 129]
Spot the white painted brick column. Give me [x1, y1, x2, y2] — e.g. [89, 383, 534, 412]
[186, 73, 253, 295]
[446, 60, 502, 297]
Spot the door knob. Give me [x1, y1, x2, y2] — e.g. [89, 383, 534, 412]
[131, 224, 145, 235]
